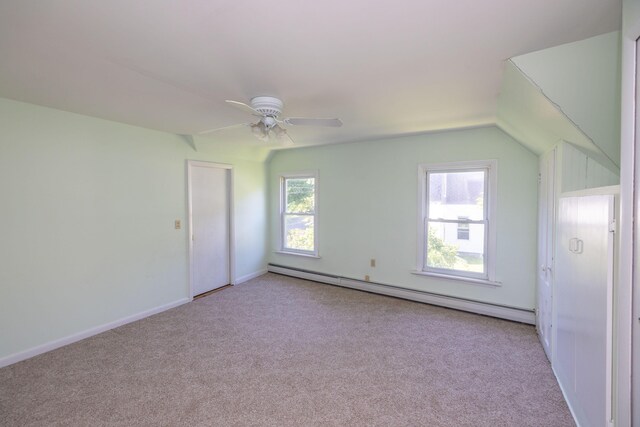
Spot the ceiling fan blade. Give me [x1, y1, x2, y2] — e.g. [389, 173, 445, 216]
[281, 132, 295, 145]
[283, 117, 343, 127]
[225, 100, 262, 116]
[198, 123, 249, 135]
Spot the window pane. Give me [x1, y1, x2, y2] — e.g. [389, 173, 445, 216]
[284, 215, 314, 251]
[426, 221, 485, 274]
[286, 178, 315, 213]
[428, 170, 485, 220]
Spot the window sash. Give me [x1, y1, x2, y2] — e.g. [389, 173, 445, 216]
[284, 208, 315, 215]
[283, 213, 315, 252]
[425, 218, 484, 225]
[423, 166, 491, 280]
[424, 219, 488, 279]
[280, 174, 317, 255]
[426, 168, 488, 222]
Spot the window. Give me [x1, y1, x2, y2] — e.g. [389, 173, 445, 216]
[417, 160, 497, 282]
[280, 173, 318, 256]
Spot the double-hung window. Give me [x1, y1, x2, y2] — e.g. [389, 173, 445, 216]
[417, 160, 497, 283]
[280, 173, 318, 256]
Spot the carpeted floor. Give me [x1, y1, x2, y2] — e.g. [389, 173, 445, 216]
[0, 273, 574, 426]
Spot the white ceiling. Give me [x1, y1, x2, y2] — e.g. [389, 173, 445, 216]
[0, 1, 621, 148]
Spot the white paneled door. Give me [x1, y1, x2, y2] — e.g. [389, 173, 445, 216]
[554, 191, 615, 427]
[537, 148, 555, 360]
[189, 162, 232, 296]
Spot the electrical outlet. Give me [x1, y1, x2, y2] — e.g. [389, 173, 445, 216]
[364, 275, 370, 282]
[175, 220, 181, 229]
[370, 259, 376, 267]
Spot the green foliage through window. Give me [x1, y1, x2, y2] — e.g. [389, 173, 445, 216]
[426, 226, 459, 269]
[286, 219, 314, 251]
[286, 178, 315, 213]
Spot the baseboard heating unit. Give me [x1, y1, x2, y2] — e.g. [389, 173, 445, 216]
[267, 264, 535, 324]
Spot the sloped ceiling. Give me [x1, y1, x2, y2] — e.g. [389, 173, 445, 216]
[0, 1, 621, 149]
[496, 60, 618, 172]
[509, 32, 621, 166]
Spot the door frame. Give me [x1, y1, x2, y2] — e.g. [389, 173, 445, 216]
[186, 160, 235, 299]
[619, 13, 640, 424]
[617, 5, 640, 420]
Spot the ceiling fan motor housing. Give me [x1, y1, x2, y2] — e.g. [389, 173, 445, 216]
[250, 96, 283, 117]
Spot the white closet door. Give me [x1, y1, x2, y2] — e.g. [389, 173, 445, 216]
[554, 193, 614, 427]
[190, 164, 231, 296]
[537, 148, 555, 360]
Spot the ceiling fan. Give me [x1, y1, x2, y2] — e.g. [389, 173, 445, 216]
[199, 96, 343, 144]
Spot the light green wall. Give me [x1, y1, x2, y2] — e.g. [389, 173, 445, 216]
[268, 126, 538, 309]
[511, 32, 621, 166]
[0, 97, 268, 360]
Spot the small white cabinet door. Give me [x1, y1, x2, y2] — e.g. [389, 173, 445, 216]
[554, 193, 614, 427]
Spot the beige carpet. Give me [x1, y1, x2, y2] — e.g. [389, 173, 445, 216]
[0, 273, 574, 426]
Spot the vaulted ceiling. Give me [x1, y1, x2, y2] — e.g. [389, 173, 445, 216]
[0, 1, 621, 148]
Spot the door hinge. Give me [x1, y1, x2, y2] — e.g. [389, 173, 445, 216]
[609, 219, 616, 233]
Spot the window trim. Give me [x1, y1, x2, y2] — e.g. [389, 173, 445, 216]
[279, 171, 319, 257]
[416, 160, 498, 283]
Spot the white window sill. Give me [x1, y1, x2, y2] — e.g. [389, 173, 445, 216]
[411, 270, 501, 287]
[275, 250, 321, 259]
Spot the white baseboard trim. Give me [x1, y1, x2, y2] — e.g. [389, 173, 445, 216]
[268, 264, 535, 324]
[0, 297, 190, 369]
[234, 269, 268, 285]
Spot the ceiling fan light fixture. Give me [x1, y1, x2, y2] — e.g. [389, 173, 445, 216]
[250, 122, 269, 141]
[262, 116, 277, 129]
[272, 124, 295, 145]
[271, 124, 285, 137]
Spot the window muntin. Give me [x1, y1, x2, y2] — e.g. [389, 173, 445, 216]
[428, 171, 485, 221]
[281, 175, 317, 255]
[419, 161, 496, 282]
